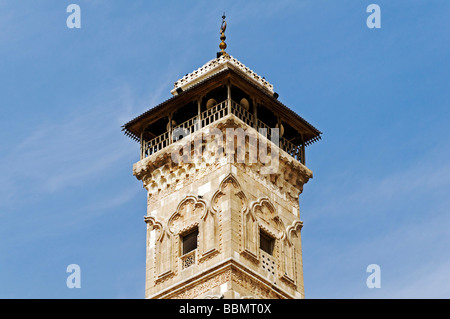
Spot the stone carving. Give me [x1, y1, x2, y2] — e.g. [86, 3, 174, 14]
[280, 236, 295, 286]
[198, 207, 220, 262]
[242, 197, 285, 265]
[144, 216, 175, 283]
[251, 197, 284, 241]
[172, 54, 274, 95]
[154, 230, 175, 283]
[134, 117, 312, 208]
[166, 195, 221, 266]
[283, 220, 304, 286]
[181, 250, 196, 269]
[170, 270, 232, 299]
[168, 195, 206, 235]
[231, 269, 284, 299]
[138, 118, 309, 298]
[241, 196, 300, 289]
[211, 173, 248, 215]
[242, 207, 258, 261]
[144, 216, 163, 241]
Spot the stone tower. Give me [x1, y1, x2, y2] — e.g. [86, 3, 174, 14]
[122, 18, 321, 299]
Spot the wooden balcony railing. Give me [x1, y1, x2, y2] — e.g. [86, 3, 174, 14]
[142, 100, 304, 163]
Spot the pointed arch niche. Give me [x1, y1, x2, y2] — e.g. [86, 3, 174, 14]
[144, 216, 175, 282]
[211, 173, 248, 258]
[167, 195, 220, 265]
[283, 220, 304, 286]
[242, 197, 286, 269]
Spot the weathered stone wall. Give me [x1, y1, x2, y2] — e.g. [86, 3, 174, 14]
[134, 116, 312, 299]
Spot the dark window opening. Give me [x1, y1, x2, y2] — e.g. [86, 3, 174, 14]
[231, 85, 254, 114]
[257, 105, 277, 128]
[143, 117, 168, 141]
[260, 230, 275, 255]
[173, 101, 198, 127]
[281, 121, 301, 145]
[202, 86, 228, 112]
[182, 228, 198, 255]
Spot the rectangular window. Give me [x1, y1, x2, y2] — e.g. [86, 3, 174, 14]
[182, 228, 198, 255]
[260, 230, 274, 255]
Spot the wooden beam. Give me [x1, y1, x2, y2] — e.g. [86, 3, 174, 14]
[300, 133, 306, 165]
[227, 80, 232, 115]
[252, 97, 258, 129]
[140, 130, 144, 160]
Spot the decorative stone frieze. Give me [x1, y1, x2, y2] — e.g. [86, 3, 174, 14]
[133, 116, 312, 207]
[171, 54, 274, 95]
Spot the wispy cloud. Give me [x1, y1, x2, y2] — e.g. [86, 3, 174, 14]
[383, 260, 450, 298]
[0, 85, 139, 211]
[303, 141, 450, 298]
[305, 141, 450, 221]
[0, 84, 150, 252]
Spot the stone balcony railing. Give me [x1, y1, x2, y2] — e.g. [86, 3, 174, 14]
[180, 250, 196, 270]
[260, 250, 277, 283]
[142, 100, 303, 163]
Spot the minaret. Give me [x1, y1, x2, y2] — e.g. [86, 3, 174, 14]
[122, 16, 321, 299]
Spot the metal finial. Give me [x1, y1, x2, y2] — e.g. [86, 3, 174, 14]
[219, 13, 227, 55]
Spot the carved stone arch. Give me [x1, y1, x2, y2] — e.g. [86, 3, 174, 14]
[168, 195, 207, 235]
[143, 215, 174, 283]
[240, 198, 269, 263]
[163, 195, 205, 274]
[251, 197, 284, 240]
[167, 195, 221, 265]
[243, 197, 287, 276]
[144, 215, 164, 242]
[279, 220, 304, 286]
[198, 206, 220, 262]
[242, 208, 258, 261]
[279, 235, 295, 285]
[286, 220, 303, 244]
[156, 230, 174, 279]
[211, 173, 248, 215]
[211, 173, 248, 261]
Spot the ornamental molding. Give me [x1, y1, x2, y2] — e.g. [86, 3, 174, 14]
[133, 116, 312, 204]
[171, 54, 274, 95]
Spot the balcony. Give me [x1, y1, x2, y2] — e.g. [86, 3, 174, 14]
[141, 100, 304, 164]
[180, 250, 196, 270]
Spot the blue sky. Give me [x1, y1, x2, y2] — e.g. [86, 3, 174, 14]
[0, 0, 448, 298]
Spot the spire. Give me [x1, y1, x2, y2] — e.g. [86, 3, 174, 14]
[218, 13, 228, 57]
